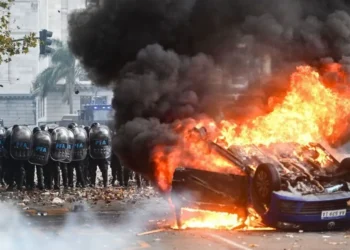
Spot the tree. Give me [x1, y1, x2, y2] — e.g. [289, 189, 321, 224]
[33, 40, 85, 113]
[0, 0, 37, 63]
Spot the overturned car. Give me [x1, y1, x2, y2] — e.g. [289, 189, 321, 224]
[171, 128, 350, 231]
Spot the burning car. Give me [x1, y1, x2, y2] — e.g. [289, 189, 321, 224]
[171, 127, 350, 231]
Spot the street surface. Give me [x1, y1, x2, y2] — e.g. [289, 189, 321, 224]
[1, 196, 349, 250]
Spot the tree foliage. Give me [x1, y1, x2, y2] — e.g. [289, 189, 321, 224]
[0, 0, 37, 63]
[33, 41, 85, 113]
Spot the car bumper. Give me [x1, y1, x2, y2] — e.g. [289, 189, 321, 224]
[263, 191, 350, 230]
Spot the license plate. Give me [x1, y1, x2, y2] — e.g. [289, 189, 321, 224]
[321, 209, 346, 219]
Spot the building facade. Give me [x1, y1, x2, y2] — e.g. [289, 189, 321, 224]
[0, 94, 35, 127]
[35, 84, 113, 125]
[0, 0, 113, 126]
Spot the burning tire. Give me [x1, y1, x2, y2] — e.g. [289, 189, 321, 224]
[253, 163, 281, 206]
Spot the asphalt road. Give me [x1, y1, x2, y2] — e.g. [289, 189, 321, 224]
[3, 197, 350, 250]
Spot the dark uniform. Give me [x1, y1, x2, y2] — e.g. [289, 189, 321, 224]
[68, 161, 85, 188]
[111, 152, 130, 187]
[46, 127, 66, 190]
[26, 127, 41, 190]
[52, 161, 61, 190]
[60, 162, 68, 188]
[0, 158, 4, 186]
[67, 123, 86, 188]
[6, 125, 30, 191]
[90, 158, 108, 187]
[0, 127, 6, 186]
[82, 126, 91, 185]
[44, 158, 53, 190]
[88, 123, 110, 188]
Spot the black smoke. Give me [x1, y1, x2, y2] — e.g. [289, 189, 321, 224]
[68, 0, 350, 185]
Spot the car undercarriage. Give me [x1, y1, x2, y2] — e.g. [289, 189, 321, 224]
[171, 127, 350, 230]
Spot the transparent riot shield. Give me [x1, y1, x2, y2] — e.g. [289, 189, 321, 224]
[50, 127, 70, 162]
[10, 126, 33, 161]
[62, 129, 75, 163]
[3, 128, 12, 158]
[71, 127, 88, 161]
[89, 125, 111, 159]
[29, 130, 52, 166]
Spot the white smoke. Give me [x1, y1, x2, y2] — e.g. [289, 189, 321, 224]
[0, 197, 169, 250]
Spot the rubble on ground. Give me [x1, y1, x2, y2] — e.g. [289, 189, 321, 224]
[0, 185, 159, 211]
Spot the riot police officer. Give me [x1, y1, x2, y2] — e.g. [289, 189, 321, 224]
[6, 125, 31, 191]
[110, 140, 129, 187]
[67, 123, 86, 188]
[37, 125, 49, 189]
[44, 128, 55, 189]
[49, 126, 73, 190]
[25, 127, 41, 190]
[27, 125, 50, 190]
[89, 123, 110, 188]
[110, 132, 118, 186]
[82, 126, 91, 185]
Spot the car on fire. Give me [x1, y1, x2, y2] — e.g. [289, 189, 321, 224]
[171, 127, 350, 231]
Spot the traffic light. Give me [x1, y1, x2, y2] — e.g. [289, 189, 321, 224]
[39, 29, 53, 55]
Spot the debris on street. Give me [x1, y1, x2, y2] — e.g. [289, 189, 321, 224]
[0, 186, 159, 212]
[137, 228, 166, 236]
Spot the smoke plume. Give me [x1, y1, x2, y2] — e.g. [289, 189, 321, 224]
[68, 0, 350, 187]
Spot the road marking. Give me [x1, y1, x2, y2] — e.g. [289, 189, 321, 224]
[208, 233, 252, 250]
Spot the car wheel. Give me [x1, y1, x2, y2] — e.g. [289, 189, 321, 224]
[253, 163, 281, 205]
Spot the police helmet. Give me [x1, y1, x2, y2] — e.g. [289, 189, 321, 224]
[33, 127, 41, 134]
[84, 126, 90, 134]
[90, 122, 100, 128]
[68, 122, 78, 129]
[40, 125, 48, 131]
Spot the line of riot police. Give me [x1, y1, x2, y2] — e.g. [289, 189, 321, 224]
[0, 122, 144, 191]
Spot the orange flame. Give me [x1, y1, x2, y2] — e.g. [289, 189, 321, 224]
[217, 65, 350, 147]
[153, 65, 350, 191]
[154, 64, 350, 229]
[173, 208, 243, 230]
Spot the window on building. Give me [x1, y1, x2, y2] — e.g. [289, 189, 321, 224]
[38, 97, 46, 118]
[38, 98, 42, 118]
[42, 97, 46, 117]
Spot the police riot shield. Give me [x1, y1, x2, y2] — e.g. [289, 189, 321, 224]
[10, 126, 33, 160]
[71, 127, 88, 161]
[50, 127, 70, 162]
[0, 127, 6, 158]
[89, 125, 111, 159]
[29, 131, 52, 166]
[62, 130, 75, 163]
[3, 128, 12, 158]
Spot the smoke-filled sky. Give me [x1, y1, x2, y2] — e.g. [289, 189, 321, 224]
[68, 0, 350, 184]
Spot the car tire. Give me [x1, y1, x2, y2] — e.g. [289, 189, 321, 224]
[253, 163, 281, 205]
